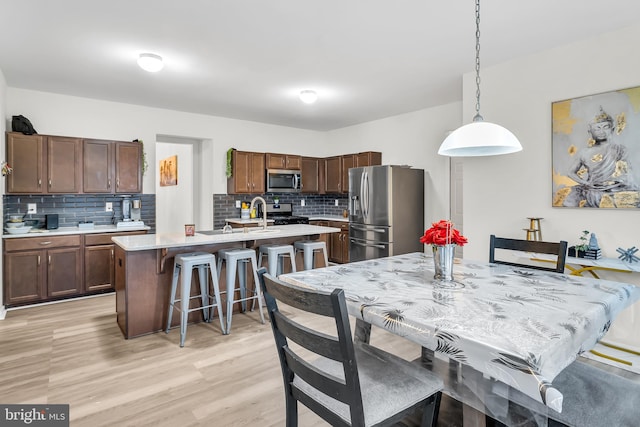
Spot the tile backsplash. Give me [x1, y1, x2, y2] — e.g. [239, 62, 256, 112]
[3, 194, 156, 233]
[213, 193, 348, 229]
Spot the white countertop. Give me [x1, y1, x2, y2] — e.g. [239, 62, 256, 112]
[112, 224, 340, 251]
[2, 224, 150, 239]
[306, 215, 349, 222]
[226, 216, 349, 224]
[224, 218, 275, 225]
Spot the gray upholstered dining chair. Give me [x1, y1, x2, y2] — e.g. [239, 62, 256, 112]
[489, 235, 568, 273]
[258, 268, 443, 427]
[547, 358, 640, 427]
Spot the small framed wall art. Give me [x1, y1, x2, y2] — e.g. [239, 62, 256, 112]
[552, 86, 640, 209]
[159, 155, 178, 187]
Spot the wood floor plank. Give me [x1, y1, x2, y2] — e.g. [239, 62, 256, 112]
[0, 293, 467, 426]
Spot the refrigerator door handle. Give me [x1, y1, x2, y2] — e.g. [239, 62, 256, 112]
[351, 225, 386, 233]
[363, 171, 370, 219]
[359, 171, 366, 219]
[349, 239, 387, 249]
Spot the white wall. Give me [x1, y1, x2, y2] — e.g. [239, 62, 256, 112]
[6, 88, 329, 195]
[326, 102, 462, 227]
[460, 24, 640, 347]
[6, 89, 328, 231]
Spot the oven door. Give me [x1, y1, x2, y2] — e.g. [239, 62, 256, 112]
[266, 169, 301, 193]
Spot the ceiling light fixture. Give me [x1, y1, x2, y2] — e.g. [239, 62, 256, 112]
[299, 90, 318, 104]
[137, 53, 164, 73]
[438, 0, 522, 157]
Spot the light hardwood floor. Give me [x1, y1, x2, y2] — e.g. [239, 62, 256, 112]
[0, 294, 465, 426]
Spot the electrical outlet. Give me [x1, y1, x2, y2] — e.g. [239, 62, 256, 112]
[235, 200, 241, 208]
[334, 199, 339, 206]
[106, 202, 113, 212]
[27, 203, 37, 214]
[301, 199, 305, 206]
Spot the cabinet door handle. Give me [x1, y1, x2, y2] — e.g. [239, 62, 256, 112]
[37, 255, 40, 266]
[108, 179, 111, 189]
[40, 241, 52, 245]
[49, 179, 52, 187]
[48, 255, 51, 265]
[111, 249, 114, 258]
[116, 178, 120, 189]
[38, 179, 42, 187]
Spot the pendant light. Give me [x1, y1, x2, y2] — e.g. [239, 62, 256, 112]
[438, 0, 522, 157]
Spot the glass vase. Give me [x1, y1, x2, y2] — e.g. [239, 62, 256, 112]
[432, 244, 455, 280]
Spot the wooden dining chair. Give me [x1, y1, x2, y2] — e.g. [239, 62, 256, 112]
[489, 234, 568, 273]
[258, 269, 443, 427]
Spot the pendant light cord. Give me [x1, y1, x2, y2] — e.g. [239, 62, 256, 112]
[473, 0, 483, 122]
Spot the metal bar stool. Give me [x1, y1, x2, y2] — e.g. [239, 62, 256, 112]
[258, 244, 297, 276]
[216, 248, 265, 333]
[166, 252, 226, 347]
[294, 240, 329, 270]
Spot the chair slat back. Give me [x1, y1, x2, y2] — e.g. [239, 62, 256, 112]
[489, 234, 568, 273]
[259, 269, 366, 426]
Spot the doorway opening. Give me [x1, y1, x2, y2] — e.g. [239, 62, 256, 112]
[155, 135, 212, 233]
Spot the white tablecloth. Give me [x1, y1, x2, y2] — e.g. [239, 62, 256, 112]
[279, 252, 640, 412]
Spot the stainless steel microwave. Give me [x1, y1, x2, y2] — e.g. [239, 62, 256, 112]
[266, 169, 301, 193]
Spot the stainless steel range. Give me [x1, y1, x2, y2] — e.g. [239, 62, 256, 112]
[260, 203, 309, 225]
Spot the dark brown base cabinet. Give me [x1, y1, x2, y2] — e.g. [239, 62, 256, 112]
[3, 231, 147, 307]
[4, 235, 82, 306]
[310, 220, 349, 264]
[328, 221, 350, 264]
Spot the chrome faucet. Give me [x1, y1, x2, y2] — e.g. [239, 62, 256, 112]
[249, 196, 268, 230]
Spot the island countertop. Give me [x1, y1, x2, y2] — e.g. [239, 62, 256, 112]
[112, 223, 340, 251]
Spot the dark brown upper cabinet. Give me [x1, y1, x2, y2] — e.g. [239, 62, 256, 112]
[265, 153, 302, 170]
[6, 132, 82, 194]
[6, 132, 142, 195]
[227, 150, 266, 194]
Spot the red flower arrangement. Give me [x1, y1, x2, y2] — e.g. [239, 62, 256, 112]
[420, 220, 468, 246]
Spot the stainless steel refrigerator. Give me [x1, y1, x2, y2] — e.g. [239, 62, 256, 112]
[349, 165, 424, 262]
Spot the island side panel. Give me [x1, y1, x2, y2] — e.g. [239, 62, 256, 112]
[116, 245, 168, 338]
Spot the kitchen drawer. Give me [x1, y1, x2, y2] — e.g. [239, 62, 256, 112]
[4, 235, 81, 252]
[85, 231, 146, 246]
[329, 221, 349, 231]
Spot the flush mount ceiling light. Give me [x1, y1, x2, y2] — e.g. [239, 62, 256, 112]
[299, 90, 318, 104]
[438, 0, 522, 157]
[137, 53, 164, 72]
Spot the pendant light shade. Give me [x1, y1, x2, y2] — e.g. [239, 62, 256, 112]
[438, 0, 522, 157]
[438, 121, 521, 157]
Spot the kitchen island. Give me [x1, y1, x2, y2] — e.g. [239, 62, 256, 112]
[112, 224, 339, 338]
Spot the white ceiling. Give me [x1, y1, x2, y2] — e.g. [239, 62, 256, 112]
[2, 1, 640, 131]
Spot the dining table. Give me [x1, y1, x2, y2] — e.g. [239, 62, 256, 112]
[278, 252, 640, 426]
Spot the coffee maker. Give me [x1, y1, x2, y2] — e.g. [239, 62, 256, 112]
[122, 197, 132, 221]
[131, 199, 141, 221]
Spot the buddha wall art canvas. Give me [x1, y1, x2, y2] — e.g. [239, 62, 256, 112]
[552, 86, 640, 209]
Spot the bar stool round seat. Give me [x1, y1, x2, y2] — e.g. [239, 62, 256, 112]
[294, 240, 329, 270]
[166, 251, 225, 347]
[216, 248, 265, 333]
[258, 244, 297, 277]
